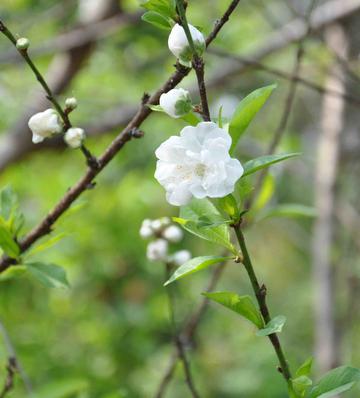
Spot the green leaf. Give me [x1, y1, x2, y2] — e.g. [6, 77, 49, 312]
[229, 84, 276, 154]
[0, 265, 27, 282]
[218, 194, 239, 219]
[0, 218, 20, 258]
[0, 186, 17, 220]
[141, 0, 176, 19]
[180, 112, 200, 126]
[164, 256, 232, 286]
[308, 366, 360, 398]
[25, 233, 66, 258]
[260, 204, 317, 220]
[203, 291, 264, 328]
[26, 262, 70, 289]
[218, 106, 223, 128]
[179, 199, 236, 253]
[242, 153, 301, 177]
[256, 315, 286, 336]
[293, 375, 313, 397]
[142, 11, 172, 30]
[252, 174, 275, 212]
[296, 357, 313, 378]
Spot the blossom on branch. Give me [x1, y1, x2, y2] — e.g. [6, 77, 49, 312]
[64, 127, 85, 149]
[170, 250, 192, 266]
[28, 108, 62, 144]
[168, 23, 205, 66]
[155, 122, 243, 206]
[159, 88, 192, 118]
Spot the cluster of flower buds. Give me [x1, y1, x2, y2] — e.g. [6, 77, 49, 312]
[140, 218, 191, 266]
[27, 98, 85, 149]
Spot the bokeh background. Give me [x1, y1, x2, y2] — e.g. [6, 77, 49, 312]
[0, 0, 359, 397]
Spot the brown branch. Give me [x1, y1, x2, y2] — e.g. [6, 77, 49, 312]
[0, 0, 241, 270]
[0, 358, 17, 398]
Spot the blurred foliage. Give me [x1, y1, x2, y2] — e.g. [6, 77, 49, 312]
[0, 0, 359, 397]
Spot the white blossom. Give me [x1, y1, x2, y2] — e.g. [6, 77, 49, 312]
[64, 127, 85, 149]
[155, 121, 243, 206]
[28, 109, 62, 144]
[159, 88, 192, 118]
[162, 225, 183, 243]
[168, 23, 205, 66]
[171, 250, 191, 266]
[146, 239, 168, 261]
[139, 219, 154, 239]
[150, 219, 163, 232]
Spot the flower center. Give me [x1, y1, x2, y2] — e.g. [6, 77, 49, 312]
[195, 163, 206, 177]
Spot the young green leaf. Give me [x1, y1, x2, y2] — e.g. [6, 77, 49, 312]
[296, 357, 313, 378]
[242, 153, 301, 177]
[0, 265, 27, 282]
[218, 194, 239, 220]
[141, 0, 176, 19]
[148, 104, 164, 112]
[308, 366, 360, 398]
[26, 262, 70, 289]
[256, 315, 286, 337]
[0, 186, 17, 220]
[25, 233, 66, 258]
[229, 84, 276, 154]
[179, 199, 236, 253]
[293, 375, 312, 397]
[260, 204, 317, 220]
[181, 112, 200, 126]
[142, 11, 172, 30]
[164, 256, 232, 286]
[0, 218, 20, 258]
[203, 291, 264, 328]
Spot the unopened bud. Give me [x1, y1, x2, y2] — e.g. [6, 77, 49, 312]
[65, 97, 78, 110]
[16, 37, 30, 51]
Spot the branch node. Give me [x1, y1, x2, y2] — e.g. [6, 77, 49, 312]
[130, 128, 144, 139]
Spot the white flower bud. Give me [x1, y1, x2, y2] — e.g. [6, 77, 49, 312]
[151, 219, 163, 233]
[64, 127, 85, 149]
[146, 239, 168, 262]
[16, 37, 30, 51]
[171, 250, 191, 266]
[140, 219, 154, 239]
[162, 225, 183, 243]
[28, 109, 62, 144]
[159, 88, 192, 118]
[65, 97, 78, 110]
[168, 23, 205, 66]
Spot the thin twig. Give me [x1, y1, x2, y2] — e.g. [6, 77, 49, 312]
[155, 263, 226, 397]
[165, 264, 200, 397]
[0, 20, 98, 168]
[209, 49, 360, 108]
[0, 320, 32, 395]
[246, 0, 318, 208]
[0, 358, 17, 398]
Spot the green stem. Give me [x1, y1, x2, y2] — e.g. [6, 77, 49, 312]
[233, 223, 297, 396]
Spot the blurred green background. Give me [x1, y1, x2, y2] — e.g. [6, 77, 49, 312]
[0, 0, 359, 397]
